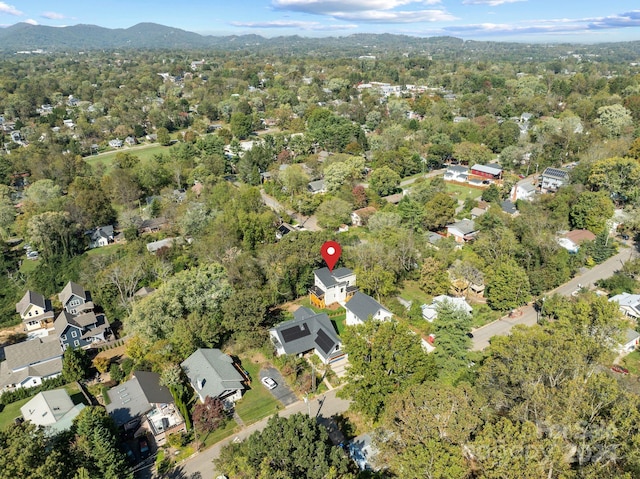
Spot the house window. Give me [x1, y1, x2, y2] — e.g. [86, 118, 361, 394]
[74, 340, 80, 347]
[71, 330, 77, 338]
[61, 334, 67, 341]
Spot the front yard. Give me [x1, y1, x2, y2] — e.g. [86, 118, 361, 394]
[234, 358, 280, 425]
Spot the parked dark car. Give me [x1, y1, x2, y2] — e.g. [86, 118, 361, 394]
[120, 443, 136, 464]
[138, 436, 150, 459]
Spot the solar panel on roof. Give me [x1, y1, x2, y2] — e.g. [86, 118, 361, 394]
[281, 323, 311, 342]
[315, 328, 335, 355]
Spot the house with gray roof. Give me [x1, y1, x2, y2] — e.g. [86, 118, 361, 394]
[421, 295, 473, 322]
[87, 225, 114, 249]
[106, 371, 186, 445]
[181, 349, 245, 405]
[0, 337, 63, 391]
[540, 167, 569, 192]
[447, 219, 478, 243]
[58, 281, 93, 315]
[620, 328, 640, 353]
[55, 310, 110, 350]
[146, 237, 178, 254]
[269, 307, 343, 364]
[511, 181, 537, 202]
[344, 292, 392, 326]
[16, 290, 54, 332]
[609, 293, 640, 319]
[307, 179, 327, 194]
[310, 267, 357, 308]
[21, 388, 85, 434]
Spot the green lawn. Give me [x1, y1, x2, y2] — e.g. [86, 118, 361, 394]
[399, 280, 431, 307]
[85, 143, 171, 173]
[19, 258, 39, 275]
[234, 360, 280, 425]
[622, 350, 640, 375]
[0, 397, 31, 430]
[331, 314, 347, 336]
[85, 243, 124, 257]
[445, 183, 484, 202]
[201, 419, 238, 449]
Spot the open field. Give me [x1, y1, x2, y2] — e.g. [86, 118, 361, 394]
[84, 143, 171, 172]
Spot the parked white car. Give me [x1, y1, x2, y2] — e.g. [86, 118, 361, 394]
[261, 377, 277, 390]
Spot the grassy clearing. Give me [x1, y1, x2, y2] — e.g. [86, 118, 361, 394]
[471, 304, 502, 329]
[0, 397, 30, 430]
[234, 360, 280, 425]
[85, 243, 124, 257]
[622, 350, 640, 375]
[446, 182, 484, 202]
[398, 280, 430, 306]
[85, 143, 171, 173]
[19, 258, 39, 275]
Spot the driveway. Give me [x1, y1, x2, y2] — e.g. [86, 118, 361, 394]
[261, 367, 298, 406]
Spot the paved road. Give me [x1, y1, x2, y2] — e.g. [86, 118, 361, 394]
[260, 190, 321, 231]
[471, 244, 638, 351]
[173, 388, 350, 479]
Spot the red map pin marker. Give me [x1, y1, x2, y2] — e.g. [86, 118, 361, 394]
[321, 241, 342, 272]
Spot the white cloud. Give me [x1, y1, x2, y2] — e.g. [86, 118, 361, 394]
[231, 19, 358, 31]
[462, 0, 525, 6]
[42, 11, 66, 20]
[272, 0, 455, 24]
[332, 9, 456, 23]
[0, 2, 22, 16]
[24, 18, 38, 25]
[273, 0, 442, 13]
[439, 11, 640, 38]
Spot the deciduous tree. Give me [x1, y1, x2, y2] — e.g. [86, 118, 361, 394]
[340, 320, 437, 420]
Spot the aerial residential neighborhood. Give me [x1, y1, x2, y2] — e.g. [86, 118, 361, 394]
[1, 7, 640, 479]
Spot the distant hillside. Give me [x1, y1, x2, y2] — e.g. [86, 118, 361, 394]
[1, 22, 639, 61]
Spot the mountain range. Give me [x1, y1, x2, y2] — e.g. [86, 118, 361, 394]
[1, 22, 639, 60]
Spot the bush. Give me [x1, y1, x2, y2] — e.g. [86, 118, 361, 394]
[121, 358, 135, 377]
[109, 363, 123, 383]
[0, 375, 66, 405]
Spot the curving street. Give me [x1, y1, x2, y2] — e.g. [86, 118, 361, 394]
[471, 244, 638, 351]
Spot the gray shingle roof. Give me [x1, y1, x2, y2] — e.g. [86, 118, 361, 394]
[315, 267, 353, 289]
[58, 281, 87, 306]
[0, 356, 63, 389]
[106, 371, 173, 426]
[3, 337, 62, 371]
[16, 290, 47, 315]
[448, 219, 476, 235]
[344, 292, 389, 323]
[20, 389, 75, 426]
[270, 312, 341, 361]
[181, 349, 244, 400]
[54, 310, 109, 338]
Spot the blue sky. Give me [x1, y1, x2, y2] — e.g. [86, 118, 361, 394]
[1, 1, 640, 43]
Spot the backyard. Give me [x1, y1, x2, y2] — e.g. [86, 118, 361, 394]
[0, 382, 87, 430]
